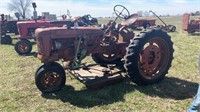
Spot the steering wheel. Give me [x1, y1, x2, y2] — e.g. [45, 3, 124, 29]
[113, 5, 130, 19]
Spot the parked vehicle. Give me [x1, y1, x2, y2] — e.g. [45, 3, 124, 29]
[0, 14, 18, 44]
[15, 20, 73, 55]
[34, 5, 174, 93]
[150, 10, 176, 32]
[182, 13, 200, 34]
[134, 18, 156, 29]
[15, 2, 98, 55]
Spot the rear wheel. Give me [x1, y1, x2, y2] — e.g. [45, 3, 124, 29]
[15, 39, 32, 55]
[124, 29, 174, 85]
[35, 62, 66, 93]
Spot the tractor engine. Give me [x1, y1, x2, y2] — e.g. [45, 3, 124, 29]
[35, 26, 128, 69]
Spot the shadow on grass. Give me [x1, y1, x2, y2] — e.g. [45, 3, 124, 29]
[41, 77, 199, 108]
[7, 41, 36, 47]
[24, 52, 37, 57]
[188, 32, 200, 36]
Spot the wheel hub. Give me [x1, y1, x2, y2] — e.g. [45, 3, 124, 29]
[19, 43, 28, 52]
[140, 44, 161, 74]
[42, 72, 61, 88]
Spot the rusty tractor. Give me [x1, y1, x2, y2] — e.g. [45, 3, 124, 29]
[0, 14, 19, 45]
[34, 5, 174, 93]
[182, 13, 200, 34]
[150, 10, 176, 32]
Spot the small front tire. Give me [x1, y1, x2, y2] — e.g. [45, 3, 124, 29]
[35, 62, 66, 93]
[15, 39, 32, 55]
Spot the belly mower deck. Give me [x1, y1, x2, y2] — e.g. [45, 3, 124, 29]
[69, 64, 125, 89]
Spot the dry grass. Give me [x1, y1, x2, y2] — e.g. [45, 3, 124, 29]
[0, 16, 200, 112]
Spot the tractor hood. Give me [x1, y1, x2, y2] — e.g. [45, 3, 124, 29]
[35, 26, 103, 39]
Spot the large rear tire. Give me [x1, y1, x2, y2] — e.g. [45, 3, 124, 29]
[35, 62, 66, 93]
[124, 29, 174, 85]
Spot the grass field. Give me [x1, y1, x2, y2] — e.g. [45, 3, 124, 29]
[0, 16, 200, 112]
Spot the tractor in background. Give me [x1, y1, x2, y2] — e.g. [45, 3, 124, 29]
[182, 13, 200, 34]
[149, 10, 176, 32]
[15, 2, 98, 55]
[0, 14, 19, 45]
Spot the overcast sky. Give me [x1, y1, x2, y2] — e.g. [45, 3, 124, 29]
[0, 0, 199, 18]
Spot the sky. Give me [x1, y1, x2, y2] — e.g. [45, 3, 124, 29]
[0, 0, 199, 18]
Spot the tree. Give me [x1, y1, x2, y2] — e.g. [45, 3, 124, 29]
[7, 0, 33, 19]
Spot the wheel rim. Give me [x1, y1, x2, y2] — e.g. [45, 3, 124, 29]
[18, 42, 29, 53]
[41, 71, 62, 89]
[138, 37, 170, 79]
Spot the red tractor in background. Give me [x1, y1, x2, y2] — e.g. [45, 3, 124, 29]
[15, 2, 98, 55]
[14, 2, 74, 55]
[182, 13, 200, 34]
[34, 5, 174, 93]
[15, 20, 73, 55]
[133, 18, 156, 29]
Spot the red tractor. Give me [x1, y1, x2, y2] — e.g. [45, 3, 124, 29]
[133, 18, 156, 29]
[34, 5, 174, 93]
[14, 2, 74, 55]
[15, 2, 99, 55]
[15, 20, 73, 55]
[182, 13, 200, 34]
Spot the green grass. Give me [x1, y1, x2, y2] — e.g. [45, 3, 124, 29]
[0, 16, 200, 112]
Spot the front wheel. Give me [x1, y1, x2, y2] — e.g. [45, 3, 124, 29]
[15, 39, 32, 55]
[35, 62, 66, 93]
[169, 25, 176, 32]
[124, 29, 174, 85]
[1, 35, 12, 45]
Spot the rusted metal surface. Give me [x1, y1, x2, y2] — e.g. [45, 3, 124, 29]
[182, 13, 190, 30]
[17, 20, 73, 39]
[134, 19, 156, 28]
[139, 38, 170, 79]
[182, 13, 200, 33]
[121, 13, 138, 26]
